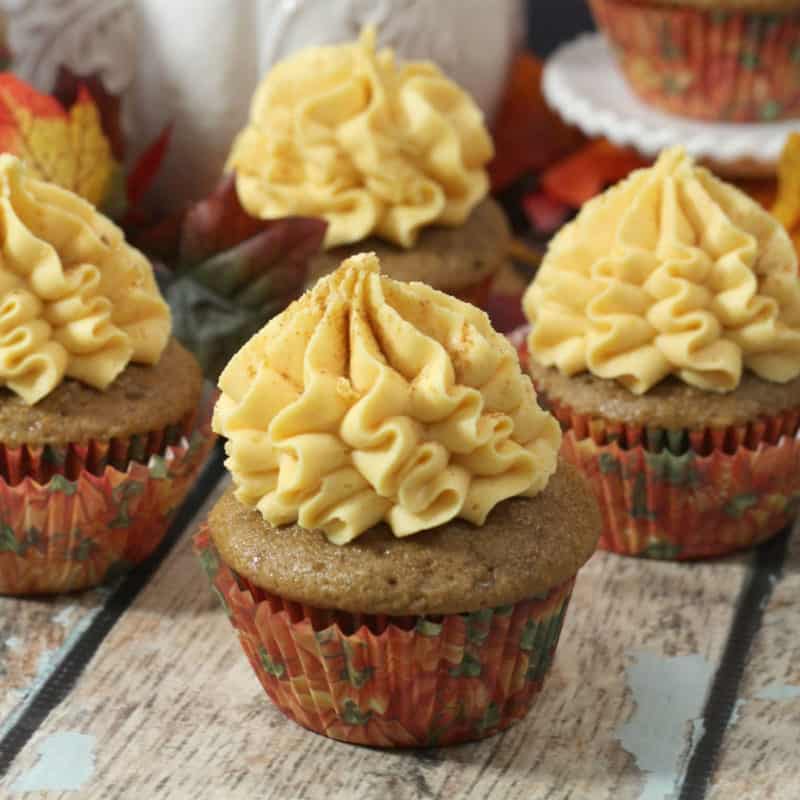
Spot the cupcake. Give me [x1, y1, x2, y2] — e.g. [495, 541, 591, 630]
[196, 253, 600, 747]
[225, 27, 510, 310]
[589, 0, 800, 122]
[523, 146, 800, 560]
[0, 155, 214, 595]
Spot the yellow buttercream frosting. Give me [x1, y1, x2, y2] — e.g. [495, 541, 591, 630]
[214, 253, 561, 545]
[226, 27, 493, 251]
[0, 154, 171, 405]
[524, 147, 800, 394]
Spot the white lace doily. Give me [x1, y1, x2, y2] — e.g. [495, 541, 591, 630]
[542, 33, 798, 175]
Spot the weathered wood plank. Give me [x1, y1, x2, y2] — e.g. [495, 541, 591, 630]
[0, 587, 109, 739]
[709, 525, 800, 800]
[1, 477, 753, 800]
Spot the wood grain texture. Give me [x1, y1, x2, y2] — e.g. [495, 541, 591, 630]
[0, 475, 754, 800]
[0, 588, 108, 734]
[709, 526, 800, 800]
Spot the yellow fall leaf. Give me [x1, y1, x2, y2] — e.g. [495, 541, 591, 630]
[0, 76, 113, 207]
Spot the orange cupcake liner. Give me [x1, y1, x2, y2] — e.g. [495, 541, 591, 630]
[0, 411, 199, 485]
[0, 403, 216, 595]
[546, 394, 800, 559]
[194, 527, 575, 747]
[590, 0, 800, 122]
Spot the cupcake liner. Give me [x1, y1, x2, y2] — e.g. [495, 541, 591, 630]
[0, 411, 198, 485]
[590, 0, 800, 122]
[194, 528, 575, 747]
[0, 405, 215, 595]
[545, 394, 800, 559]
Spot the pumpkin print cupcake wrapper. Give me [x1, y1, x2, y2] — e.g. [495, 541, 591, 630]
[0, 405, 215, 595]
[0, 410, 199, 486]
[590, 0, 800, 122]
[194, 528, 575, 748]
[546, 395, 800, 560]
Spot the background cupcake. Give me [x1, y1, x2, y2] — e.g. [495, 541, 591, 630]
[0, 155, 213, 594]
[226, 27, 511, 309]
[589, 0, 800, 121]
[197, 253, 600, 747]
[523, 146, 800, 559]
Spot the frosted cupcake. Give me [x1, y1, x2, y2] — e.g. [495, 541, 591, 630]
[196, 253, 600, 747]
[0, 155, 213, 594]
[590, 0, 800, 122]
[225, 28, 510, 309]
[523, 146, 800, 559]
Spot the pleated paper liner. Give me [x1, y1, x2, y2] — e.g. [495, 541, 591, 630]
[194, 527, 575, 748]
[589, 0, 800, 122]
[0, 410, 198, 486]
[543, 392, 800, 560]
[0, 407, 215, 595]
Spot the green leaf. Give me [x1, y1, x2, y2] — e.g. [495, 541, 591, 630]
[760, 100, 782, 121]
[341, 640, 374, 688]
[415, 618, 443, 637]
[630, 473, 656, 520]
[148, 455, 169, 479]
[72, 536, 96, 562]
[465, 608, 493, 645]
[599, 453, 621, 475]
[519, 619, 538, 652]
[198, 547, 220, 581]
[724, 493, 759, 519]
[115, 481, 144, 500]
[645, 451, 699, 488]
[477, 702, 501, 733]
[48, 474, 77, 495]
[259, 646, 286, 679]
[340, 699, 372, 726]
[0, 524, 20, 554]
[449, 651, 482, 678]
[739, 51, 760, 70]
[493, 604, 514, 617]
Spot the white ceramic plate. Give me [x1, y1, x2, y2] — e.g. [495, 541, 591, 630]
[542, 33, 799, 176]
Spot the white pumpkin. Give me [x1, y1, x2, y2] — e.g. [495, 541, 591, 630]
[2, 0, 523, 211]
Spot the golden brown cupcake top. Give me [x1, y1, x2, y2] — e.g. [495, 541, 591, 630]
[214, 253, 561, 545]
[208, 460, 600, 615]
[0, 339, 202, 448]
[0, 155, 170, 405]
[530, 357, 800, 430]
[306, 197, 510, 291]
[227, 27, 493, 250]
[524, 147, 800, 395]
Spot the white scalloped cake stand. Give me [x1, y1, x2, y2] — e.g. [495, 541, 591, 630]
[542, 32, 799, 176]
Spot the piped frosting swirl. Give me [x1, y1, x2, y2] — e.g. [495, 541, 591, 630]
[226, 27, 493, 251]
[524, 147, 800, 394]
[0, 154, 170, 404]
[214, 253, 561, 544]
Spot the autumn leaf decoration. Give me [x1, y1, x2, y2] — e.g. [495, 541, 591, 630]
[772, 132, 800, 268]
[164, 173, 327, 380]
[0, 71, 170, 219]
[0, 72, 113, 207]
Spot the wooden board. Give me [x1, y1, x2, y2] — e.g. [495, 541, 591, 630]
[708, 527, 800, 799]
[0, 475, 758, 799]
[0, 588, 108, 737]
